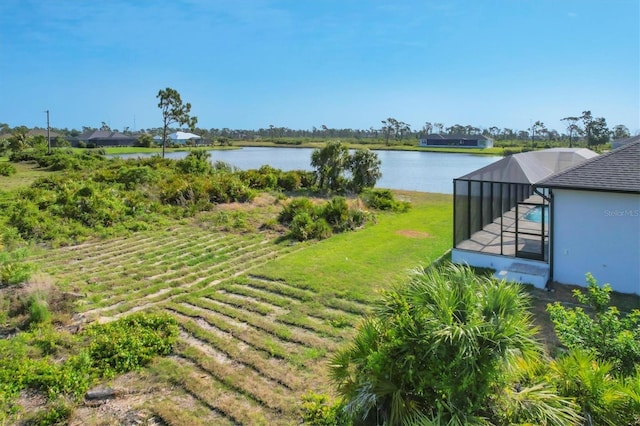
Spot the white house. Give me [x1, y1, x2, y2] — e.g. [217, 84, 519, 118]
[167, 131, 202, 145]
[535, 139, 640, 295]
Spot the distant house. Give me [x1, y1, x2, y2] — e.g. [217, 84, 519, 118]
[420, 134, 494, 148]
[167, 131, 202, 145]
[611, 134, 640, 150]
[27, 128, 61, 140]
[74, 130, 137, 147]
[534, 140, 640, 295]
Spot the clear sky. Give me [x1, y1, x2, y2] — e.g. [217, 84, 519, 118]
[1, 0, 638, 134]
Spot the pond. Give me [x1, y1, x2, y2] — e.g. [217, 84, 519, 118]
[116, 147, 500, 194]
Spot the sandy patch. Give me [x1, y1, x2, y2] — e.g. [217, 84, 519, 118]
[396, 230, 431, 238]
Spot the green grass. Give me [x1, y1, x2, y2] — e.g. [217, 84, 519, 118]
[254, 191, 452, 301]
[0, 159, 59, 191]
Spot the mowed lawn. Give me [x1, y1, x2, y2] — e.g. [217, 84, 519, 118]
[255, 191, 452, 301]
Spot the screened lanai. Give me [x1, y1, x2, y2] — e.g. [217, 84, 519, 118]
[453, 149, 597, 262]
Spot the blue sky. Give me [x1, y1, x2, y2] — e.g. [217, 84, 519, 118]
[1, 0, 638, 134]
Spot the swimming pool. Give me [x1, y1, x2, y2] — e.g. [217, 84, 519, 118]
[524, 205, 548, 223]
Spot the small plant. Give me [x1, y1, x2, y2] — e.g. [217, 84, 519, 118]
[301, 392, 352, 426]
[0, 163, 16, 176]
[0, 249, 35, 287]
[28, 296, 51, 325]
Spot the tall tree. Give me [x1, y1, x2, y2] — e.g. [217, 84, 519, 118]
[530, 120, 546, 145]
[611, 124, 630, 140]
[562, 116, 581, 147]
[581, 111, 609, 146]
[381, 119, 395, 145]
[434, 122, 444, 134]
[421, 121, 433, 135]
[157, 87, 198, 158]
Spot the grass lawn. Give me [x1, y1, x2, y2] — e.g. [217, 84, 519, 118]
[0, 158, 58, 191]
[255, 191, 452, 301]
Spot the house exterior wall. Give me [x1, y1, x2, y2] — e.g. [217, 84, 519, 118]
[552, 189, 640, 294]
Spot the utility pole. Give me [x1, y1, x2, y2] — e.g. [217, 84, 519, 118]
[45, 109, 51, 154]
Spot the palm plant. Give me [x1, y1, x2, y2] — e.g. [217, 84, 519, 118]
[549, 349, 629, 426]
[329, 264, 553, 425]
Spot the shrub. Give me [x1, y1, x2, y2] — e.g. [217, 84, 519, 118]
[289, 212, 315, 241]
[277, 171, 302, 191]
[84, 312, 179, 378]
[0, 163, 16, 176]
[0, 249, 35, 287]
[321, 197, 350, 231]
[278, 197, 316, 225]
[28, 297, 51, 325]
[115, 166, 155, 189]
[361, 188, 410, 212]
[550, 349, 629, 426]
[301, 392, 352, 426]
[176, 149, 212, 175]
[547, 273, 640, 376]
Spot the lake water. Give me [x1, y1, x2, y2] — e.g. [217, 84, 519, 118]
[116, 147, 500, 194]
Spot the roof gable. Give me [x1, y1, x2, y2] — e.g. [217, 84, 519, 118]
[537, 141, 640, 193]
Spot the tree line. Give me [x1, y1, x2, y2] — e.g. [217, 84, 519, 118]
[0, 86, 633, 149]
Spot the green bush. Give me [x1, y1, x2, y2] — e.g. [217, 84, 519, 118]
[547, 273, 640, 376]
[28, 298, 51, 326]
[329, 264, 567, 425]
[321, 197, 350, 232]
[290, 212, 316, 241]
[84, 312, 179, 378]
[301, 392, 352, 426]
[25, 400, 73, 426]
[115, 166, 155, 189]
[277, 171, 302, 191]
[176, 149, 212, 175]
[361, 188, 410, 212]
[0, 163, 16, 176]
[278, 197, 316, 225]
[0, 249, 35, 287]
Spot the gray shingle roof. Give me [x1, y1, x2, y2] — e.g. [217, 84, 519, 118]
[537, 140, 640, 193]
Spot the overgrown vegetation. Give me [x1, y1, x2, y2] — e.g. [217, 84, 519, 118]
[0, 149, 390, 247]
[0, 312, 178, 424]
[278, 196, 371, 241]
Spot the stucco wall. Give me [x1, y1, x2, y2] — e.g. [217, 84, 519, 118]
[552, 189, 640, 294]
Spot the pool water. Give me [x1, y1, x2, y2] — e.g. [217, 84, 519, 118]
[524, 205, 548, 223]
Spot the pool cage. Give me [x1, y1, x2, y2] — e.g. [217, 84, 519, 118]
[453, 179, 549, 261]
[451, 149, 598, 263]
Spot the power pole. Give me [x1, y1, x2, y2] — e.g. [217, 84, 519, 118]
[45, 109, 51, 154]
